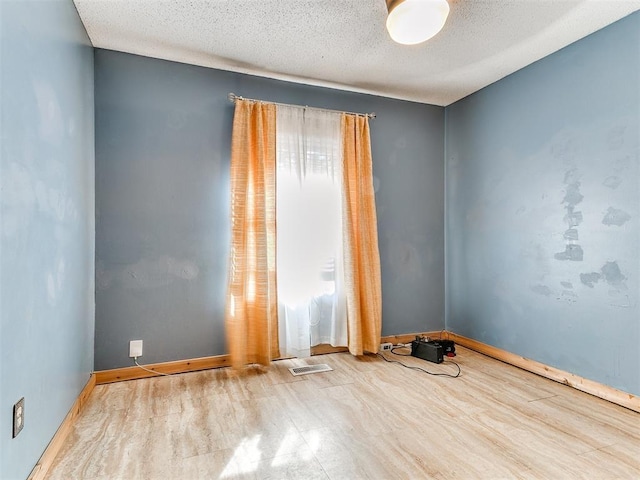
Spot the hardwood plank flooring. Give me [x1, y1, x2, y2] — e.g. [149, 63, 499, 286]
[45, 347, 640, 479]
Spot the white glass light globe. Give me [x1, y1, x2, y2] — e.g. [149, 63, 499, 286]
[386, 0, 450, 45]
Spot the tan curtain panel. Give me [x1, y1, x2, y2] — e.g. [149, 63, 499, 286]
[226, 99, 279, 369]
[341, 114, 382, 355]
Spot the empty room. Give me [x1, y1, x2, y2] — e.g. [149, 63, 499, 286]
[1, 0, 639, 479]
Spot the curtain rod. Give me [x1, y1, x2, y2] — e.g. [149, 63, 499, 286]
[227, 93, 376, 119]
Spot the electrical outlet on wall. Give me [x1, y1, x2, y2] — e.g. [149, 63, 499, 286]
[129, 340, 143, 358]
[13, 397, 24, 438]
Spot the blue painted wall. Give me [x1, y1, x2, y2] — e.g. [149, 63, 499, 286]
[445, 13, 639, 395]
[0, 1, 95, 478]
[94, 50, 444, 370]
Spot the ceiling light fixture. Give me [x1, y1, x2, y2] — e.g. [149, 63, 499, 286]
[386, 0, 450, 45]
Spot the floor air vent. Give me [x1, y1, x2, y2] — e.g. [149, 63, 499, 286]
[289, 364, 333, 376]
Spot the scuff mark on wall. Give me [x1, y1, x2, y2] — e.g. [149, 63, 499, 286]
[602, 207, 631, 226]
[387, 238, 423, 280]
[560, 281, 573, 289]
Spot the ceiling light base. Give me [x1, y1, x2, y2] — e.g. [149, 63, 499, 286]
[386, 0, 450, 45]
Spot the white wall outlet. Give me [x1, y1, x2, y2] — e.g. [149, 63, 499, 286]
[129, 340, 143, 358]
[379, 342, 393, 352]
[13, 397, 24, 438]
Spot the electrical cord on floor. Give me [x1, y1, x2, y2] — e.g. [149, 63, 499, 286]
[390, 346, 411, 356]
[134, 358, 172, 377]
[377, 350, 461, 378]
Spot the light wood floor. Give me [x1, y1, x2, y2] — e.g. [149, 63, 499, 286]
[46, 347, 640, 479]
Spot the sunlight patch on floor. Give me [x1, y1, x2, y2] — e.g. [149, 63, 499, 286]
[271, 427, 304, 466]
[220, 434, 262, 477]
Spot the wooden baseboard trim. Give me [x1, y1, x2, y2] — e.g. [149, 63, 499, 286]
[94, 330, 442, 385]
[95, 354, 231, 384]
[310, 334, 448, 355]
[94, 336, 444, 384]
[95, 346, 357, 383]
[381, 331, 445, 345]
[448, 332, 639, 413]
[311, 344, 350, 355]
[94, 331, 638, 412]
[28, 374, 96, 480]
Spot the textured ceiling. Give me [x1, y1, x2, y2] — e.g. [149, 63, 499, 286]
[73, 0, 640, 106]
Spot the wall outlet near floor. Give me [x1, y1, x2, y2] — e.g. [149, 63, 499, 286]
[13, 397, 24, 438]
[379, 342, 393, 352]
[129, 340, 143, 358]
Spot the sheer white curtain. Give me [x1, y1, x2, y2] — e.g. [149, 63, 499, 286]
[276, 106, 347, 358]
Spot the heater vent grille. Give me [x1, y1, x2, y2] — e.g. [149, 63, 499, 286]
[289, 364, 333, 376]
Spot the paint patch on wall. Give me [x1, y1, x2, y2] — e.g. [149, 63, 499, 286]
[563, 168, 581, 185]
[601, 261, 626, 287]
[610, 295, 633, 309]
[559, 290, 578, 304]
[580, 272, 602, 288]
[580, 261, 627, 289]
[602, 207, 631, 226]
[562, 182, 584, 206]
[563, 207, 583, 227]
[555, 168, 585, 262]
[554, 244, 583, 261]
